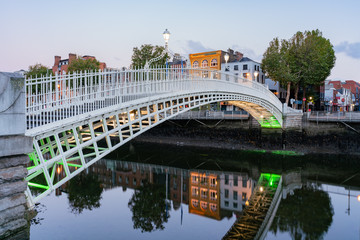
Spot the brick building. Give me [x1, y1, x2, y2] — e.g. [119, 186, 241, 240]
[52, 53, 107, 75]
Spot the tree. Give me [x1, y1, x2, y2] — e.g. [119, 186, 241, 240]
[262, 38, 296, 105]
[131, 44, 168, 68]
[67, 173, 104, 214]
[270, 184, 334, 239]
[262, 29, 336, 107]
[128, 181, 169, 232]
[67, 57, 100, 73]
[26, 63, 52, 78]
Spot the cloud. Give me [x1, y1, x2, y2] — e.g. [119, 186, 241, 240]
[335, 42, 360, 59]
[182, 40, 214, 54]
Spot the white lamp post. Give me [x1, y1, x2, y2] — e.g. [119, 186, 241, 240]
[145, 29, 171, 69]
[163, 29, 170, 51]
[254, 71, 259, 82]
[224, 53, 229, 71]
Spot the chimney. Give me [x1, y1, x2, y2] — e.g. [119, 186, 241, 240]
[69, 53, 77, 64]
[54, 56, 61, 67]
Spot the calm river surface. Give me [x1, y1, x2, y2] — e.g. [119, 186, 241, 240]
[30, 142, 360, 240]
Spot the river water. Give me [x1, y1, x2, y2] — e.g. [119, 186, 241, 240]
[29, 142, 360, 240]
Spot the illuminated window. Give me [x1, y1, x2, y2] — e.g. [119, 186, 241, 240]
[242, 192, 247, 201]
[192, 175, 199, 184]
[210, 190, 217, 201]
[202, 60, 208, 67]
[210, 177, 217, 187]
[211, 58, 218, 66]
[192, 199, 199, 208]
[192, 61, 199, 68]
[210, 203, 217, 211]
[201, 176, 207, 186]
[192, 187, 199, 196]
[201, 189, 208, 199]
[201, 201, 208, 209]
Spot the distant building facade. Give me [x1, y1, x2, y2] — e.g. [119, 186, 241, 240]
[52, 53, 107, 75]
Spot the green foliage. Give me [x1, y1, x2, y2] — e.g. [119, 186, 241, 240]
[131, 44, 168, 68]
[262, 29, 336, 104]
[128, 181, 169, 232]
[270, 184, 334, 239]
[67, 57, 100, 73]
[26, 63, 52, 78]
[67, 173, 104, 214]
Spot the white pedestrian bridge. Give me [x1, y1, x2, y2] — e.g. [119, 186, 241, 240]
[24, 67, 299, 206]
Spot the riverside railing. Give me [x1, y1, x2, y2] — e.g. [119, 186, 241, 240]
[25, 67, 282, 130]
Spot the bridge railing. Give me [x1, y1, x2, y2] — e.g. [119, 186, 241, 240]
[25, 67, 282, 130]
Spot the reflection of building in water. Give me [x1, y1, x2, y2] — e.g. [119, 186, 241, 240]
[189, 172, 222, 220]
[55, 159, 250, 219]
[220, 173, 256, 212]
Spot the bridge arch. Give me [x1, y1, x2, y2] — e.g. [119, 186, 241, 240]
[24, 68, 288, 206]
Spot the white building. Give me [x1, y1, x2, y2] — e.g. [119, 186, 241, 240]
[219, 173, 256, 212]
[221, 57, 265, 84]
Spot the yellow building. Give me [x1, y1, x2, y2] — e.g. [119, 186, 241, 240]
[189, 50, 227, 70]
[189, 171, 221, 220]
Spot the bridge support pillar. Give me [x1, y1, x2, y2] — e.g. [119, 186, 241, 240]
[282, 104, 303, 129]
[0, 72, 33, 239]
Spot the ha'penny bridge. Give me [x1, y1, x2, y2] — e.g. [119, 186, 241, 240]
[24, 67, 303, 206]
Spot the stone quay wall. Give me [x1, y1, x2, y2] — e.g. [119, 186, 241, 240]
[0, 72, 33, 239]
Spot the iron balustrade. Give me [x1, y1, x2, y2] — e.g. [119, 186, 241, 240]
[25, 67, 283, 132]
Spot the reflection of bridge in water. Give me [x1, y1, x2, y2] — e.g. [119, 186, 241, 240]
[223, 174, 282, 240]
[82, 158, 304, 239]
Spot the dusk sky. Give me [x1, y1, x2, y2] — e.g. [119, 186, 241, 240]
[1, 0, 359, 81]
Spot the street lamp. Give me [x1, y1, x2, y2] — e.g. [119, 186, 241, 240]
[224, 53, 229, 71]
[254, 71, 259, 82]
[145, 29, 171, 69]
[163, 29, 170, 50]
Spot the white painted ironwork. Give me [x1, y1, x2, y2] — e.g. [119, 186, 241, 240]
[25, 67, 285, 207]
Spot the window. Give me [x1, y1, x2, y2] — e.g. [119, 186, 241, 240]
[233, 191, 238, 200]
[133, 178, 137, 185]
[243, 73, 249, 78]
[234, 176, 238, 186]
[243, 64, 248, 70]
[192, 175, 199, 184]
[242, 192, 247, 201]
[202, 60, 208, 67]
[210, 190, 217, 200]
[225, 189, 229, 198]
[201, 189, 208, 199]
[192, 61, 199, 68]
[201, 176, 207, 186]
[211, 58, 218, 66]
[234, 65, 238, 70]
[233, 202, 238, 208]
[225, 201, 229, 207]
[201, 201, 208, 209]
[210, 177, 216, 187]
[225, 175, 229, 185]
[192, 199, 199, 208]
[210, 203, 217, 211]
[119, 176, 122, 183]
[192, 187, 199, 197]
[242, 178, 247, 188]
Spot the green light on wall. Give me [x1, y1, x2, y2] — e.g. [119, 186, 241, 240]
[258, 116, 281, 129]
